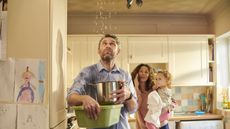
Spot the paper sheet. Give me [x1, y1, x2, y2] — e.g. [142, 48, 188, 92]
[14, 59, 46, 104]
[0, 11, 7, 60]
[0, 104, 17, 129]
[17, 104, 48, 129]
[0, 58, 15, 102]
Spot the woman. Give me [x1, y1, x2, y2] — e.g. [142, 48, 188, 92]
[131, 64, 155, 129]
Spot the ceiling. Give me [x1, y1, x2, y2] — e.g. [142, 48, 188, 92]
[68, 0, 223, 16]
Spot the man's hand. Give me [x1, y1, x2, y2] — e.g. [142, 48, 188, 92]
[111, 81, 131, 104]
[81, 95, 101, 120]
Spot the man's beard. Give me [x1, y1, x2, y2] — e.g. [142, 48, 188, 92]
[101, 54, 114, 62]
[100, 48, 115, 62]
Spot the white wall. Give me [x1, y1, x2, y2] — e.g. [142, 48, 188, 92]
[8, 0, 49, 59]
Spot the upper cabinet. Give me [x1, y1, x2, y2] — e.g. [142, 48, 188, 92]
[67, 35, 129, 86]
[128, 36, 168, 63]
[68, 35, 215, 87]
[168, 36, 212, 86]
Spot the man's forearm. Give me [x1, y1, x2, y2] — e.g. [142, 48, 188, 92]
[67, 93, 84, 106]
[124, 97, 138, 113]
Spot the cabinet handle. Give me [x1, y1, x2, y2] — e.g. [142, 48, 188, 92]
[129, 55, 132, 59]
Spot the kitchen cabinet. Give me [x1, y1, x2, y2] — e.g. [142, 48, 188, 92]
[168, 120, 176, 129]
[67, 35, 129, 85]
[68, 35, 215, 86]
[179, 120, 223, 129]
[168, 36, 211, 86]
[88, 36, 129, 70]
[128, 36, 168, 63]
[68, 36, 90, 77]
[67, 41, 73, 87]
[208, 38, 216, 84]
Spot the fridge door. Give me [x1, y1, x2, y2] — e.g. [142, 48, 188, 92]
[49, 0, 67, 128]
[51, 119, 66, 129]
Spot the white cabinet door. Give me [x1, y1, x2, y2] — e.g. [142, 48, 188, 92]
[68, 36, 88, 84]
[69, 35, 129, 75]
[67, 40, 73, 87]
[168, 120, 176, 129]
[168, 36, 209, 86]
[128, 36, 168, 63]
[87, 36, 102, 64]
[89, 36, 129, 71]
[180, 120, 223, 129]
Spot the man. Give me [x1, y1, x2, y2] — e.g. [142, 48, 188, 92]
[67, 34, 138, 129]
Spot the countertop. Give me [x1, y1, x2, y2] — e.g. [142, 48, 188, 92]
[128, 113, 223, 122]
[169, 113, 223, 121]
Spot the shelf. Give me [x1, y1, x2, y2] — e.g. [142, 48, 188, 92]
[208, 38, 215, 84]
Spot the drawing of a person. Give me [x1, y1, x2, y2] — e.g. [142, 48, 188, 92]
[17, 66, 35, 103]
[17, 87, 34, 103]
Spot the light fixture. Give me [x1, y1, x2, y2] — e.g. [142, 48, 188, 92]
[127, 0, 143, 9]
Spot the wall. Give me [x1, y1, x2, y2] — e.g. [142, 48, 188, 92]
[209, 0, 230, 36]
[8, 0, 49, 59]
[172, 86, 212, 113]
[68, 14, 211, 34]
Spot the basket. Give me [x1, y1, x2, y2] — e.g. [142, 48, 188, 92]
[72, 104, 123, 128]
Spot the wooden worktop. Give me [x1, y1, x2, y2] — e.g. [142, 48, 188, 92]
[169, 113, 223, 121]
[128, 113, 223, 122]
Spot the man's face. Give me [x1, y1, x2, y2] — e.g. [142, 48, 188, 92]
[98, 37, 120, 61]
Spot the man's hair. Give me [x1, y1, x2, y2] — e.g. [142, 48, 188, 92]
[98, 34, 120, 49]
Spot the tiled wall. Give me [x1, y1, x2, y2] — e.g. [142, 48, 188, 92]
[172, 86, 211, 113]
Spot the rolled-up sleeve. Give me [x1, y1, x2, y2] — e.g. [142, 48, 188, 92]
[67, 68, 89, 98]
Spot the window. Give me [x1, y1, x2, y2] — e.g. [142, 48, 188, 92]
[216, 34, 230, 109]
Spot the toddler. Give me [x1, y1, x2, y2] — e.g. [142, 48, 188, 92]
[154, 70, 175, 129]
[144, 88, 163, 129]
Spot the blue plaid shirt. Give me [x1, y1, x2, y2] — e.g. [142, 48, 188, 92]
[68, 62, 137, 129]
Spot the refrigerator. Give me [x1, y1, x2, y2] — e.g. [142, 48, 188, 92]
[0, 0, 67, 129]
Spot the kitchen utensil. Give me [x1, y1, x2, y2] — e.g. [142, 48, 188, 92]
[200, 93, 206, 111]
[94, 81, 122, 105]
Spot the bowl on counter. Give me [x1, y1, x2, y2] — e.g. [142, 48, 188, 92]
[194, 111, 206, 115]
[71, 104, 123, 128]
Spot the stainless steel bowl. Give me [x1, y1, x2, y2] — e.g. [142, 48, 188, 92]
[96, 81, 121, 105]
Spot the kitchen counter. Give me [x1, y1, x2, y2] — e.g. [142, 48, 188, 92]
[169, 113, 223, 121]
[128, 113, 223, 122]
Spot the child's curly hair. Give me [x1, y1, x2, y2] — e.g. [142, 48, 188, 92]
[156, 70, 172, 88]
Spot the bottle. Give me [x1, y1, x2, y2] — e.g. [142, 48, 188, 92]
[223, 94, 228, 109]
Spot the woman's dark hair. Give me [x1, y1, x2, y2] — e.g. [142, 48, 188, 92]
[131, 64, 154, 92]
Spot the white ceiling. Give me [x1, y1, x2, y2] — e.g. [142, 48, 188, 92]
[68, 0, 223, 15]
